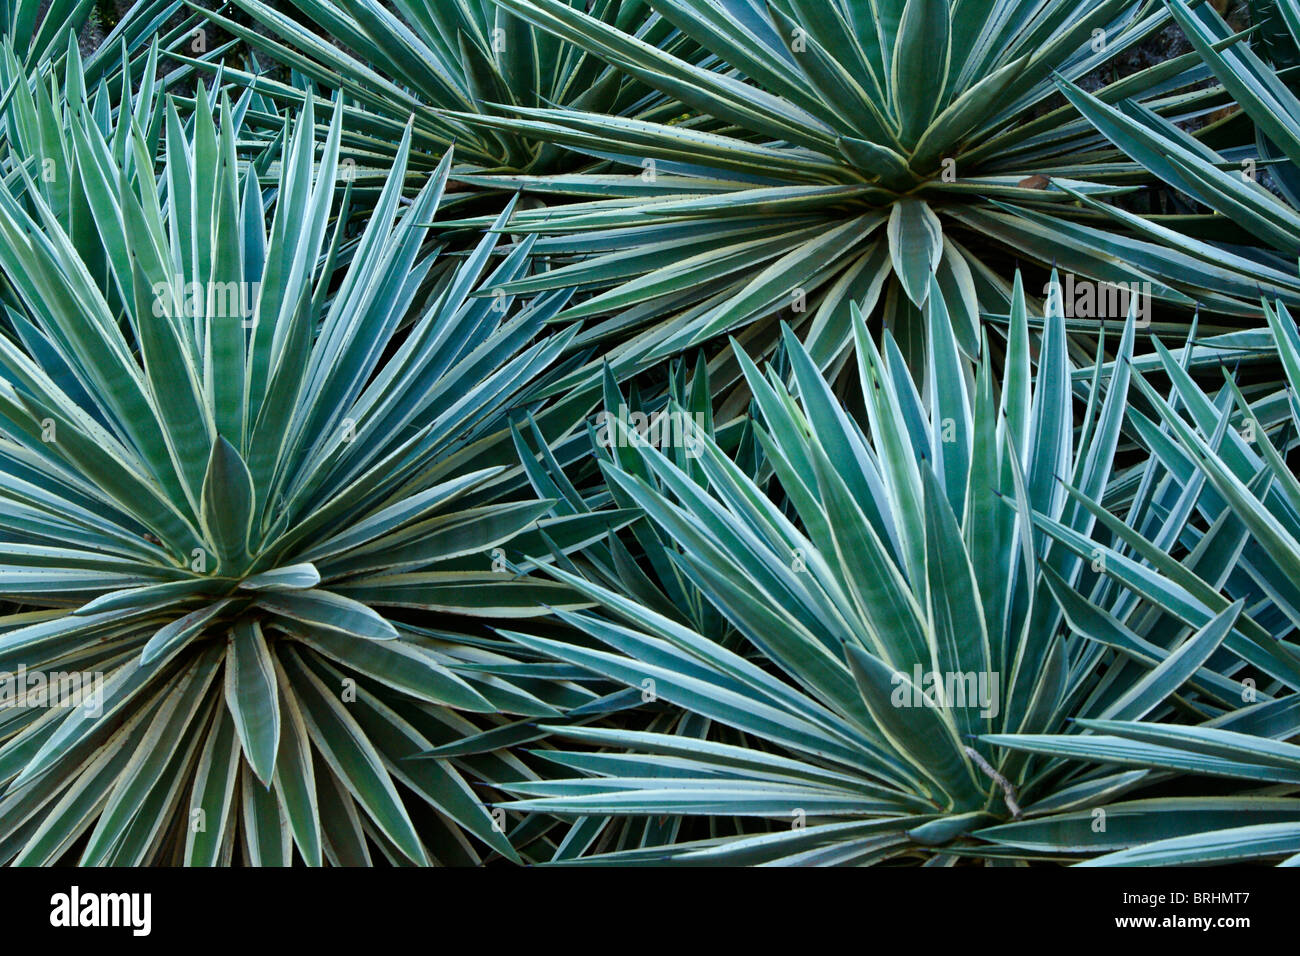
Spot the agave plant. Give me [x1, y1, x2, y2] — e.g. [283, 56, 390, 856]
[482, 273, 1293, 863]
[424, 0, 1295, 412]
[188, 0, 690, 177]
[0, 51, 622, 864]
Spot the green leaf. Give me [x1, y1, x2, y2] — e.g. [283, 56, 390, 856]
[887, 198, 943, 307]
[200, 436, 255, 572]
[224, 620, 280, 785]
[1077, 822, 1300, 866]
[258, 589, 399, 641]
[892, 0, 950, 147]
